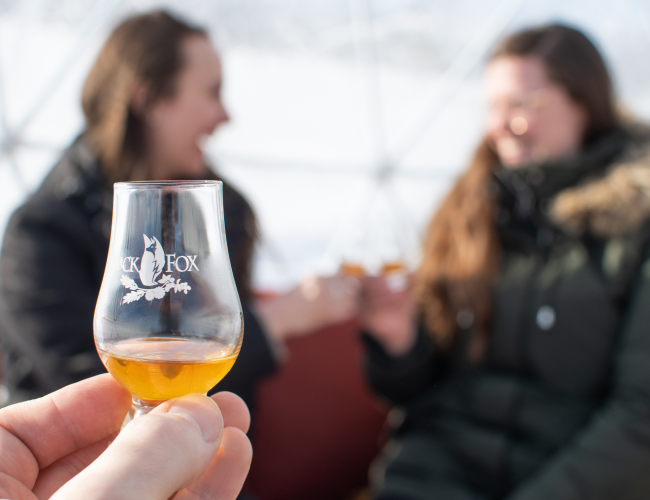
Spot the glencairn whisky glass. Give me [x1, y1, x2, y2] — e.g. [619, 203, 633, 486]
[94, 181, 243, 419]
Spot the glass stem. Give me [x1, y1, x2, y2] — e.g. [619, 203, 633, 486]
[122, 398, 160, 427]
[122, 394, 208, 428]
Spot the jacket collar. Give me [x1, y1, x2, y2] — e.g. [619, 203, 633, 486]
[492, 127, 650, 238]
[493, 127, 629, 223]
[549, 140, 650, 238]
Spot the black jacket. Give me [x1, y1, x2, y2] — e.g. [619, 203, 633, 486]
[366, 128, 650, 500]
[0, 136, 276, 410]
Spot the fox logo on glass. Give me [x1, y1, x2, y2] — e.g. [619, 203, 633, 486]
[119, 234, 198, 304]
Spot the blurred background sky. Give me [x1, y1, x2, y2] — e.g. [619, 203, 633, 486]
[1, 0, 650, 290]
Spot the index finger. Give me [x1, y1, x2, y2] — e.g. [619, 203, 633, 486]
[210, 392, 250, 433]
[0, 374, 131, 474]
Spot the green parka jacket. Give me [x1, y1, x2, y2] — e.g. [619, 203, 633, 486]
[366, 127, 650, 500]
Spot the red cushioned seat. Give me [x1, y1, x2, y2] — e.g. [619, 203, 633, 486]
[245, 319, 387, 500]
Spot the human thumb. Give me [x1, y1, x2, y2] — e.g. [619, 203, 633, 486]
[51, 394, 223, 500]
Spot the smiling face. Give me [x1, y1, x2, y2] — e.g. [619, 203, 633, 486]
[143, 35, 229, 180]
[485, 55, 587, 168]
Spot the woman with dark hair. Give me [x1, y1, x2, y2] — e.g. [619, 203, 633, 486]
[0, 10, 357, 411]
[361, 24, 650, 499]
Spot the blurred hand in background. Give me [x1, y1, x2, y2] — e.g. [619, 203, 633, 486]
[359, 275, 417, 356]
[256, 275, 360, 343]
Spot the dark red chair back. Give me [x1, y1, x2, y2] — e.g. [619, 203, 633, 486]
[246, 320, 387, 500]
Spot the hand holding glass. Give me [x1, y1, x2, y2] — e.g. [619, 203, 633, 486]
[94, 181, 243, 419]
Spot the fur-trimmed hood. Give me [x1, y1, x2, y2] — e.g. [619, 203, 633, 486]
[550, 147, 650, 238]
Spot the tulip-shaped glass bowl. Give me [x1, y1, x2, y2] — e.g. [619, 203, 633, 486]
[94, 181, 243, 418]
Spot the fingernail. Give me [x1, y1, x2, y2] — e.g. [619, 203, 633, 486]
[165, 394, 223, 444]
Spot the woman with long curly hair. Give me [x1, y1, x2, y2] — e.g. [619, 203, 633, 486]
[361, 24, 650, 499]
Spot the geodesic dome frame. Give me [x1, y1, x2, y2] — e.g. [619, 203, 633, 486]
[1, 0, 650, 289]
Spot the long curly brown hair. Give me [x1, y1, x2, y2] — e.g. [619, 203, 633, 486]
[416, 24, 617, 353]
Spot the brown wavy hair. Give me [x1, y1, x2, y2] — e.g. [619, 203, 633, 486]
[82, 10, 257, 302]
[82, 10, 207, 182]
[416, 24, 617, 354]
